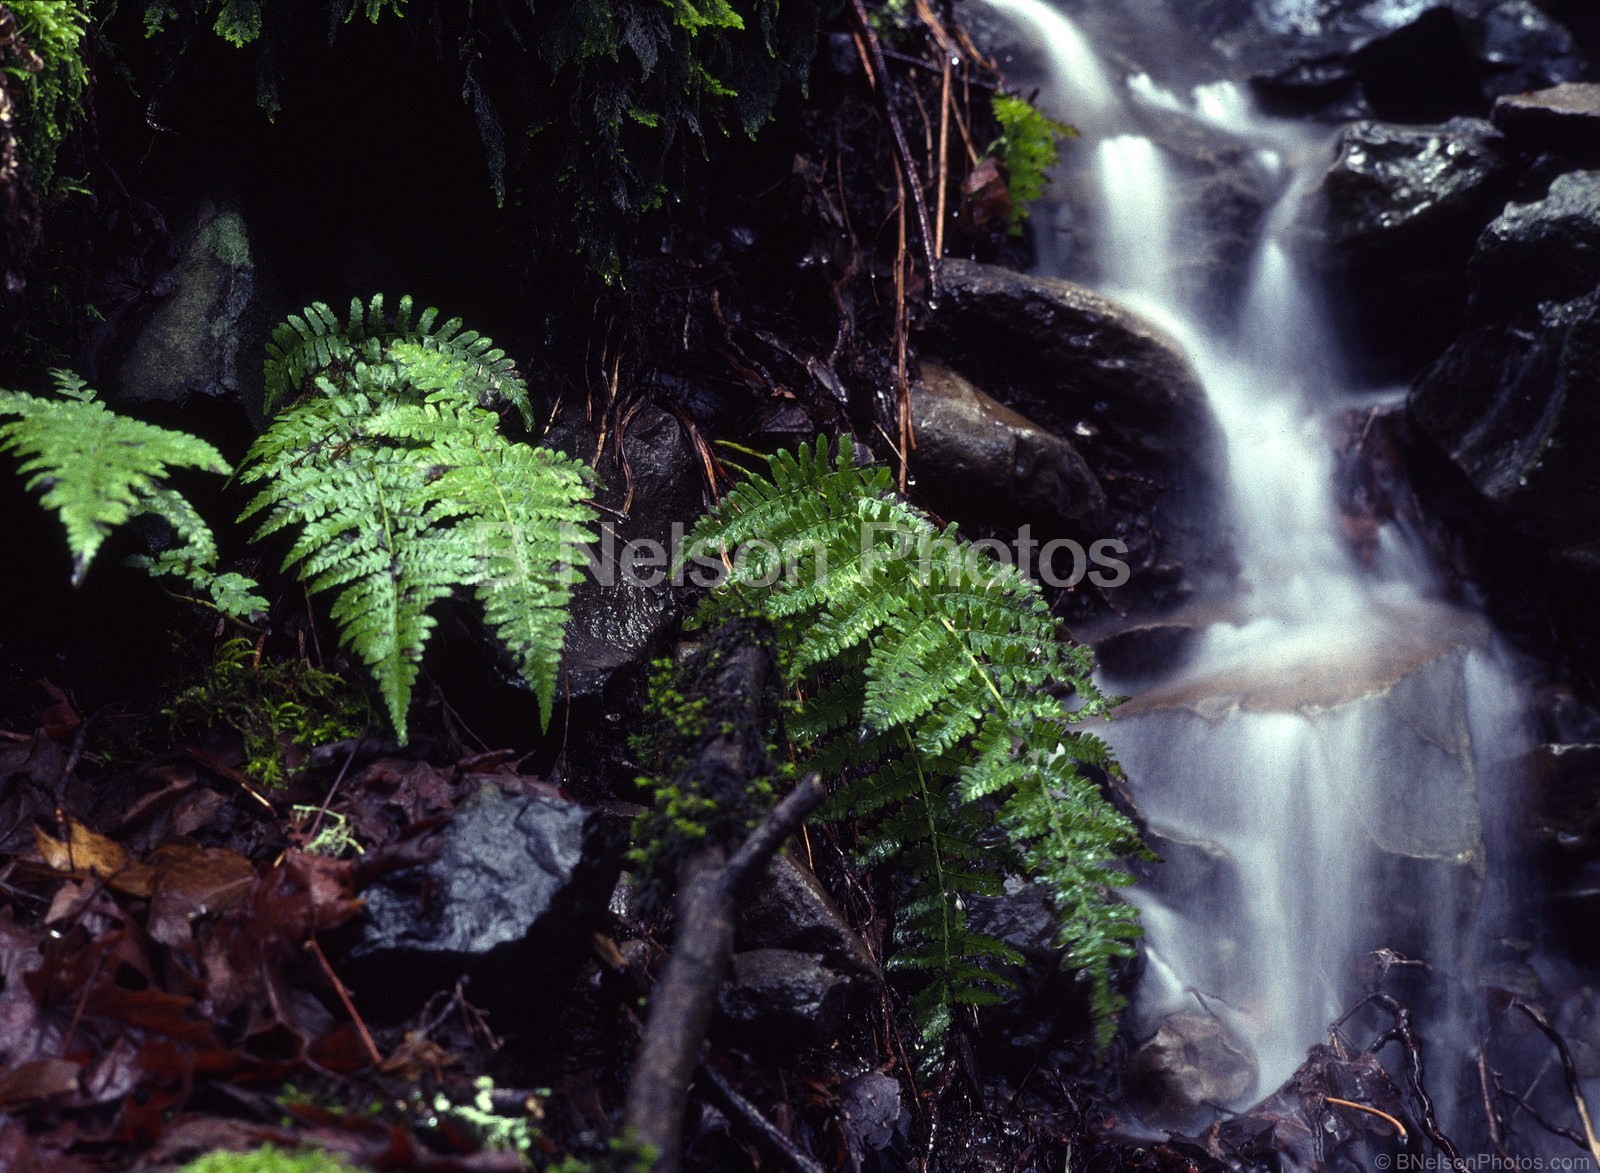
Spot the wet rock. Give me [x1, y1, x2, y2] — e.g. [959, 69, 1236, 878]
[1182, 0, 1591, 118]
[715, 949, 853, 1048]
[1130, 1010, 1257, 1129]
[927, 260, 1213, 472]
[1224, 1, 1483, 122]
[116, 202, 258, 406]
[736, 849, 879, 980]
[1528, 742, 1600, 858]
[923, 259, 1224, 611]
[341, 785, 619, 1016]
[1408, 171, 1600, 591]
[1464, 2, 1593, 101]
[836, 1071, 912, 1173]
[1527, 742, 1600, 963]
[1310, 117, 1513, 376]
[909, 362, 1105, 534]
[965, 880, 1106, 1063]
[543, 404, 703, 698]
[1492, 83, 1600, 164]
[1532, 684, 1600, 744]
[1092, 619, 1204, 682]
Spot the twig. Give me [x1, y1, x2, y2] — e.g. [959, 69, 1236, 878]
[1325, 1097, 1407, 1140]
[1477, 1046, 1507, 1155]
[698, 1060, 827, 1173]
[624, 775, 826, 1172]
[306, 937, 383, 1067]
[1510, 996, 1600, 1164]
[1363, 992, 1468, 1170]
[848, 0, 939, 292]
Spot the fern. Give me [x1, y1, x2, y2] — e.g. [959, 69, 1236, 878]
[261, 293, 532, 427]
[683, 437, 1146, 1061]
[989, 93, 1075, 234]
[0, 370, 263, 618]
[240, 297, 596, 741]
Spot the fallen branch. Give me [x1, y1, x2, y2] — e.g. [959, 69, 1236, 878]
[1509, 996, 1600, 1164]
[699, 1059, 827, 1173]
[624, 774, 827, 1172]
[1362, 992, 1468, 1171]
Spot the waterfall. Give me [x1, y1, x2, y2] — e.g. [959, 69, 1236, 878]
[981, 0, 1527, 1128]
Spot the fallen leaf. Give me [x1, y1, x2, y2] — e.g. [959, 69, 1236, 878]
[0, 1057, 81, 1107]
[963, 155, 1013, 228]
[32, 819, 155, 898]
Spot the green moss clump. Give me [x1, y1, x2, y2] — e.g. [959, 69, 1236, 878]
[177, 1145, 354, 1173]
[989, 93, 1074, 234]
[4, 0, 91, 199]
[628, 615, 785, 908]
[165, 638, 372, 789]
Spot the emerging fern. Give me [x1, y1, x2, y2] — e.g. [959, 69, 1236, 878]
[240, 296, 596, 741]
[684, 438, 1145, 1059]
[0, 370, 265, 617]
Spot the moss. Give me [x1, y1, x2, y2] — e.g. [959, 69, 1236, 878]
[990, 93, 1075, 234]
[165, 639, 372, 789]
[177, 1145, 355, 1173]
[207, 209, 252, 268]
[4, 0, 91, 199]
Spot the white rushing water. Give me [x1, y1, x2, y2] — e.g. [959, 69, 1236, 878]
[982, 0, 1527, 1125]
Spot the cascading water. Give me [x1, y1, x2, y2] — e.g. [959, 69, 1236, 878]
[980, 0, 1530, 1138]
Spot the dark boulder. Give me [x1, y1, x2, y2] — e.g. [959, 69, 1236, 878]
[927, 260, 1214, 472]
[1214, 0, 1592, 122]
[1409, 171, 1600, 585]
[1526, 742, 1600, 964]
[340, 784, 620, 1017]
[715, 948, 855, 1049]
[1492, 83, 1600, 165]
[543, 404, 704, 699]
[964, 880, 1117, 1065]
[922, 260, 1224, 612]
[1223, 1, 1483, 122]
[1463, 1, 1593, 101]
[115, 202, 260, 407]
[736, 850, 880, 980]
[909, 362, 1105, 534]
[1309, 117, 1513, 376]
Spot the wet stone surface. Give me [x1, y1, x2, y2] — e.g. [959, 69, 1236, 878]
[341, 784, 620, 1018]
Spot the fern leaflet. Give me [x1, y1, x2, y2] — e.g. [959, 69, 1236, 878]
[0, 371, 262, 618]
[242, 298, 597, 741]
[684, 437, 1146, 1062]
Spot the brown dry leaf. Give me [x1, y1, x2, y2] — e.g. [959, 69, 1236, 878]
[0, 1057, 80, 1108]
[144, 842, 256, 949]
[32, 819, 156, 897]
[963, 155, 1013, 228]
[30, 679, 81, 741]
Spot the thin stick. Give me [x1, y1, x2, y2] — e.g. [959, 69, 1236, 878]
[849, 0, 939, 292]
[1325, 1097, 1407, 1140]
[306, 937, 383, 1067]
[699, 1060, 827, 1173]
[1511, 997, 1600, 1163]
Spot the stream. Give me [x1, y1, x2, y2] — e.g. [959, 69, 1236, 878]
[980, 0, 1545, 1153]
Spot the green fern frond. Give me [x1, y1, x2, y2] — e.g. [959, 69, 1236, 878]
[262, 294, 532, 428]
[0, 372, 230, 587]
[683, 436, 1144, 1063]
[243, 300, 596, 742]
[0, 371, 264, 619]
